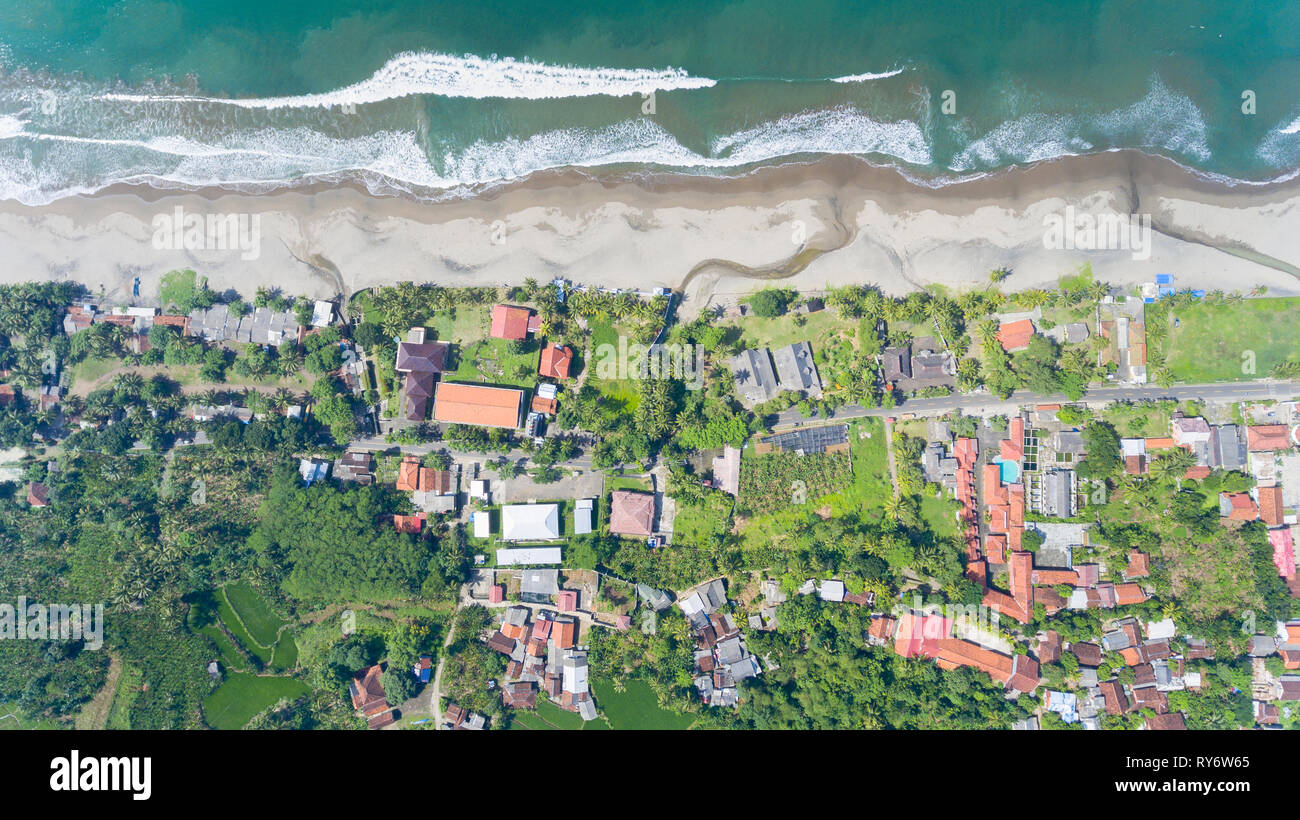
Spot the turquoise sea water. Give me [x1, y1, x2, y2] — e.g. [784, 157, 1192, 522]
[0, 0, 1298, 203]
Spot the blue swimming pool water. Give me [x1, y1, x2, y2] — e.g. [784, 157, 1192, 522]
[995, 458, 1021, 484]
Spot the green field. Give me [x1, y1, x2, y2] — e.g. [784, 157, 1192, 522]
[1164, 296, 1300, 382]
[507, 699, 597, 730]
[205, 583, 297, 671]
[593, 678, 695, 730]
[202, 672, 310, 730]
[105, 663, 144, 730]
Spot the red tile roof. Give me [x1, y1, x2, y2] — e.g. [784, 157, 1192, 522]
[1125, 550, 1150, 579]
[396, 456, 421, 492]
[1248, 424, 1292, 452]
[393, 514, 422, 534]
[1183, 466, 1211, 480]
[490, 305, 533, 341]
[26, 482, 49, 508]
[531, 395, 558, 415]
[997, 319, 1035, 352]
[538, 344, 573, 380]
[1223, 492, 1258, 521]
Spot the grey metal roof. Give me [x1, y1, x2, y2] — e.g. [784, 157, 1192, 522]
[771, 341, 822, 397]
[728, 348, 779, 404]
[761, 424, 849, 455]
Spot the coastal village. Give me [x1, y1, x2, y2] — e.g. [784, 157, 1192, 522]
[2, 267, 1300, 733]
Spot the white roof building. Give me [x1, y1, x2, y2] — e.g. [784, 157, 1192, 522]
[501, 503, 560, 541]
[496, 547, 563, 566]
[311, 300, 333, 327]
[574, 498, 593, 535]
[473, 511, 491, 538]
[818, 580, 846, 603]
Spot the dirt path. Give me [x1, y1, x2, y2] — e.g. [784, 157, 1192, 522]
[75, 653, 122, 730]
[430, 602, 462, 729]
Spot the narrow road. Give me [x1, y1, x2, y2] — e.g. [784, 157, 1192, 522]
[773, 379, 1300, 427]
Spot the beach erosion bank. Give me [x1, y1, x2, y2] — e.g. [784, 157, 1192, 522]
[1, 149, 1298, 319]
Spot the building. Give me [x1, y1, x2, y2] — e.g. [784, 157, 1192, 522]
[770, 341, 822, 398]
[609, 490, 655, 537]
[1248, 424, 1293, 452]
[27, 482, 49, 508]
[496, 547, 562, 566]
[394, 328, 451, 421]
[728, 348, 779, 405]
[349, 664, 394, 729]
[311, 300, 334, 327]
[434, 382, 524, 429]
[574, 498, 593, 535]
[473, 510, 491, 539]
[997, 319, 1036, 352]
[501, 503, 561, 541]
[1041, 470, 1077, 518]
[1211, 424, 1247, 471]
[1219, 492, 1258, 521]
[1259, 486, 1285, 527]
[490, 305, 533, 341]
[759, 424, 850, 456]
[537, 344, 573, 380]
[711, 445, 741, 497]
[882, 346, 911, 383]
[519, 569, 559, 603]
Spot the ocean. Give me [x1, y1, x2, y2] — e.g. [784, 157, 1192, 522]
[0, 0, 1298, 205]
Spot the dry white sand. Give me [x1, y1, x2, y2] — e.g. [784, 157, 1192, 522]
[1, 151, 1297, 319]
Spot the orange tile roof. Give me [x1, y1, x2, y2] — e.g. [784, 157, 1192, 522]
[531, 395, 558, 415]
[1114, 583, 1147, 606]
[985, 535, 1007, 564]
[396, 456, 421, 492]
[1248, 424, 1292, 452]
[1031, 568, 1079, 587]
[538, 344, 573, 380]
[1144, 437, 1176, 450]
[1223, 492, 1258, 521]
[552, 620, 576, 649]
[1125, 549, 1150, 579]
[997, 319, 1035, 351]
[1259, 486, 1284, 527]
[394, 514, 422, 534]
[434, 382, 523, 428]
[1183, 465, 1211, 480]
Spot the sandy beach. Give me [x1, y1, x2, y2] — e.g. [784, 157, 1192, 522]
[1, 150, 1298, 320]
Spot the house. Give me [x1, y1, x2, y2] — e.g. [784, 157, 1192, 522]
[557, 589, 579, 612]
[501, 504, 561, 541]
[473, 510, 491, 539]
[393, 514, 423, 534]
[771, 341, 822, 398]
[490, 305, 533, 341]
[1099, 680, 1129, 715]
[1211, 424, 1247, 471]
[349, 665, 394, 729]
[882, 346, 911, 382]
[711, 445, 741, 497]
[637, 583, 673, 612]
[1219, 492, 1258, 521]
[1248, 424, 1293, 452]
[1170, 412, 1212, 448]
[520, 569, 559, 603]
[433, 382, 524, 429]
[27, 482, 49, 508]
[537, 344, 573, 380]
[496, 547, 562, 566]
[299, 457, 331, 485]
[1258, 486, 1285, 527]
[310, 300, 333, 327]
[1144, 713, 1187, 730]
[1125, 550, 1150, 579]
[394, 328, 451, 421]
[997, 319, 1036, 352]
[502, 681, 537, 708]
[334, 451, 374, 485]
[609, 490, 655, 537]
[572, 498, 594, 535]
[728, 348, 779, 405]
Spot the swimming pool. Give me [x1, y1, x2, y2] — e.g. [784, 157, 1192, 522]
[994, 457, 1021, 484]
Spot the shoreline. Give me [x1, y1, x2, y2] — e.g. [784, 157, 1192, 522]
[3, 149, 1300, 319]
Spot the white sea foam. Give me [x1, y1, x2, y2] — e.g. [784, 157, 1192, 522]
[830, 68, 906, 83]
[949, 76, 1209, 171]
[98, 50, 715, 108]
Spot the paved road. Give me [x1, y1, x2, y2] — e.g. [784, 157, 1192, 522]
[773, 379, 1300, 427]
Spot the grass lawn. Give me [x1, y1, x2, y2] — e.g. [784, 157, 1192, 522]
[1100, 402, 1175, 438]
[592, 678, 694, 730]
[448, 337, 539, 389]
[202, 672, 309, 730]
[1164, 296, 1300, 382]
[920, 494, 961, 538]
[607, 475, 652, 492]
[70, 356, 122, 387]
[427, 305, 489, 345]
[672, 492, 734, 548]
[586, 318, 641, 414]
[730, 309, 845, 351]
